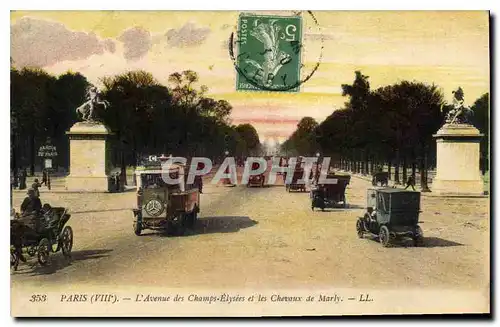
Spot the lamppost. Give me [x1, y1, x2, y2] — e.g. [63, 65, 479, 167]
[223, 150, 235, 187]
[315, 151, 321, 183]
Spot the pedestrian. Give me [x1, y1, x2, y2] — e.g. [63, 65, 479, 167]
[32, 178, 41, 197]
[195, 175, 203, 193]
[115, 173, 120, 192]
[404, 175, 416, 191]
[12, 169, 19, 189]
[41, 169, 48, 186]
[18, 168, 27, 190]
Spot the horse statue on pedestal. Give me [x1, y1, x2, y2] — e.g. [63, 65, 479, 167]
[75, 86, 109, 122]
[443, 87, 474, 125]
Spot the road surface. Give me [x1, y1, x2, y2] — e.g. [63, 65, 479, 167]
[11, 171, 490, 293]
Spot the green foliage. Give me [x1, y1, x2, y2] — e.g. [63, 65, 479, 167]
[11, 67, 258, 171]
[285, 71, 449, 168]
[471, 93, 489, 172]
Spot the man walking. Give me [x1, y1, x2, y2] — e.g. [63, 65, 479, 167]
[404, 175, 416, 191]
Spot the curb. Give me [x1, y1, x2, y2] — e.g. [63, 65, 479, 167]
[350, 174, 488, 198]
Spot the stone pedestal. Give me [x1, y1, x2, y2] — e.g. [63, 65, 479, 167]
[65, 122, 113, 192]
[432, 124, 484, 196]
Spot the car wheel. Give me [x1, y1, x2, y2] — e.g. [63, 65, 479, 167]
[133, 221, 142, 236]
[356, 219, 364, 238]
[379, 225, 391, 247]
[413, 226, 424, 246]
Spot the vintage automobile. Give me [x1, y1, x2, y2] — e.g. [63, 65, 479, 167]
[247, 162, 265, 187]
[132, 157, 200, 236]
[10, 205, 73, 270]
[276, 156, 288, 175]
[356, 187, 424, 247]
[284, 168, 307, 192]
[310, 173, 350, 210]
[372, 171, 389, 186]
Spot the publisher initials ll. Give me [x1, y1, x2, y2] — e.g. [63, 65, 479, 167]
[359, 293, 373, 302]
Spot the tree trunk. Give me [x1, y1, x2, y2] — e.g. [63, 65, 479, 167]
[402, 157, 408, 185]
[394, 152, 400, 185]
[366, 157, 369, 175]
[29, 133, 35, 176]
[419, 156, 425, 188]
[370, 157, 374, 175]
[411, 160, 417, 181]
[387, 159, 392, 180]
[120, 151, 127, 189]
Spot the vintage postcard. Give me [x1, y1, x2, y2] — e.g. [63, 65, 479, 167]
[9, 10, 490, 317]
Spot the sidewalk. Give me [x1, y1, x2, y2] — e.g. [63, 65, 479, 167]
[12, 165, 223, 194]
[348, 171, 488, 198]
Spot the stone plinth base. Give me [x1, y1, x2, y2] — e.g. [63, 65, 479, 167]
[65, 122, 113, 192]
[432, 178, 484, 196]
[65, 176, 109, 192]
[432, 123, 484, 196]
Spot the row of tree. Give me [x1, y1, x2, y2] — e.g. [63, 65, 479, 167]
[11, 67, 262, 176]
[282, 71, 489, 185]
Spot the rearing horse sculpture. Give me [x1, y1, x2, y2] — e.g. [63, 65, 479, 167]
[75, 86, 109, 122]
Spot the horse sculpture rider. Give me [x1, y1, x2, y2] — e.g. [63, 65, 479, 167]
[75, 85, 109, 122]
[443, 87, 474, 125]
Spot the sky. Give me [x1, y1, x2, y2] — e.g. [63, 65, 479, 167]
[10, 11, 490, 144]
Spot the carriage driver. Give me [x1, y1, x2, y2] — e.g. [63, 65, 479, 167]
[20, 188, 42, 217]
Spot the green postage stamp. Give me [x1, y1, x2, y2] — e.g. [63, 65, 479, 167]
[236, 14, 303, 92]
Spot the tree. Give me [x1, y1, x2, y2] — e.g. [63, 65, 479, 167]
[11, 67, 57, 175]
[471, 93, 489, 174]
[235, 124, 261, 156]
[101, 70, 171, 179]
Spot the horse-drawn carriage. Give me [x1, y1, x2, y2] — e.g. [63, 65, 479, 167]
[10, 206, 73, 271]
[372, 171, 389, 186]
[310, 173, 350, 210]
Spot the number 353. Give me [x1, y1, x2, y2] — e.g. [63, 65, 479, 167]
[30, 294, 47, 302]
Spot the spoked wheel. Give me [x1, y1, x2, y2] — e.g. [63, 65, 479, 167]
[187, 211, 197, 229]
[37, 238, 50, 266]
[413, 226, 424, 247]
[27, 246, 36, 257]
[356, 219, 364, 238]
[60, 226, 73, 258]
[379, 225, 391, 247]
[11, 248, 19, 271]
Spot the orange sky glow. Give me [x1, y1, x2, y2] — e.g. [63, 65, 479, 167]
[10, 11, 490, 143]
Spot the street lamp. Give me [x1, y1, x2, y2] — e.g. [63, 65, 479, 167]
[315, 152, 321, 182]
[225, 150, 229, 157]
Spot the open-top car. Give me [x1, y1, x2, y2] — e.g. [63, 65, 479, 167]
[11, 205, 73, 270]
[356, 187, 423, 247]
[132, 156, 200, 236]
[310, 173, 351, 210]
